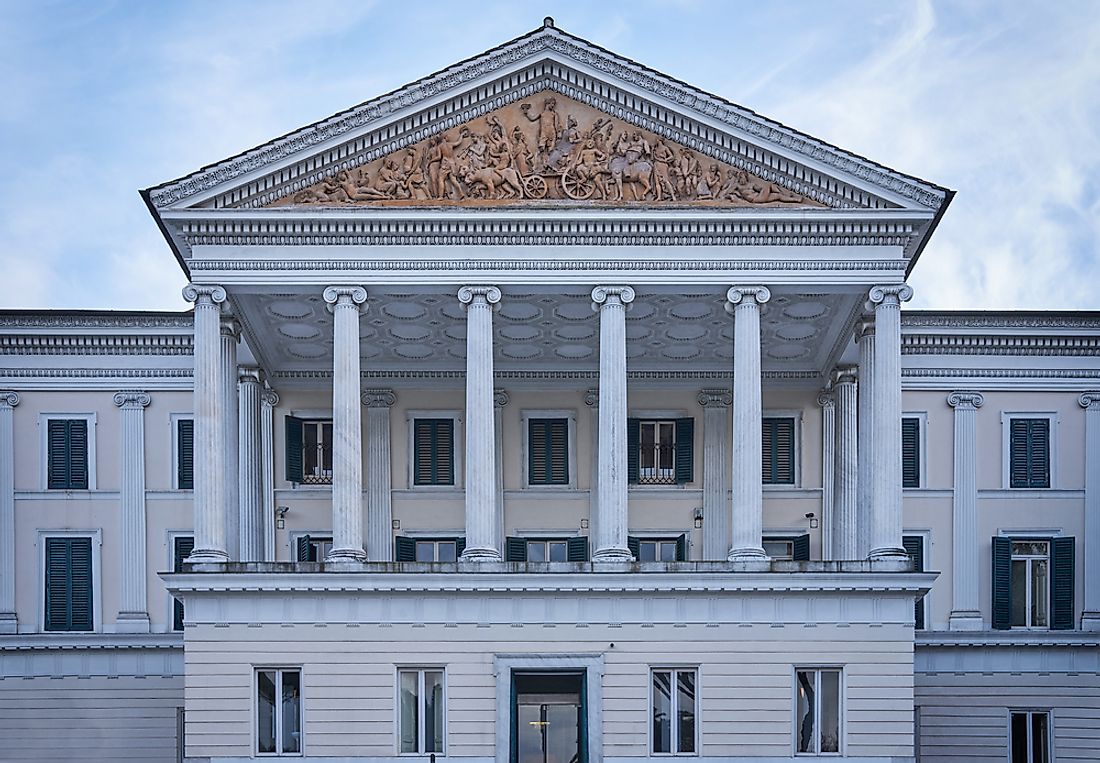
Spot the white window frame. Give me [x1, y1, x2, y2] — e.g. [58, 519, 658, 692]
[792, 666, 844, 757]
[288, 532, 333, 562]
[649, 666, 699, 756]
[523, 538, 571, 562]
[38, 412, 97, 491]
[521, 409, 578, 489]
[629, 408, 692, 489]
[37, 528, 102, 633]
[166, 530, 194, 631]
[406, 410, 463, 490]
[901, 411, 928, 489]
[411, 538, 460, 563]
[395, 666, 447, 755]
[1006, 708, 1053, 763]
[763, 409, 803, 489]
[635, 536, 684, 562]
[254, 666, 303, 757]
[1009, 539, 1051, 630]
[763, 533, 802, 561]
[1000, 412, 1057, 489]
[169, 413, 193, 491]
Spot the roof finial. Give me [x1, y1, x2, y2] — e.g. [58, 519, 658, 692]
[543, 16, 555, 29]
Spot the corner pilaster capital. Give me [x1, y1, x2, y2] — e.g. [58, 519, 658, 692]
[725, 285, 771, 310]
[832, 365, 858, 386]
[219, 316, 241, 340]
[182, 284, 226, 307]
[113, 391, 151, 409]
[323, 285, 368, 311]
[1079, 391, 1100, 410]
[868, 283, 914, 307]
[238, 367, 263, 385]
[261, 388, 280, 407]
[0, 391, 20, 408]
[854, 315, 876, 341]
[458, 285, 502, 309]
[697, 388, 732, 407]
[947, 391, 985, 410]
[817, 391, 835, 409]
[361, 389, 397, 408]
[590, 285, 636, 308]
[583, 388, 599, 408]
[493, 388, 510, 409]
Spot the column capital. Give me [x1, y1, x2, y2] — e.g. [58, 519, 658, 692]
[182, 284, 226, 306]
[238, 367, 262, 385]
[219, 316, 241, 341]
[0, 391, 20, 409]
[697, 389, 732, 407]
[323, 285, 368, 308]
[591, 285, 635, 307]
[725, 285, 771, 310]
[458, 285, 502, 307]
[113, 391, 151, 409]
[832, 365, 858, 386]
[1079, 391, 1100, 409]
[493, 388, 510, 409]
[948, 391, 985, 410]
[261, 388, 280, 407]
[584, 388, 599, 408]
[817, 391, 835, 409]
[854, 316, 876, 341]
[362, 389, 397, 408]
[868, 284, 914, 306]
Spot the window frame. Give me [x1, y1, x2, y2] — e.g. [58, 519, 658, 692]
[290, 532, 333, 562]
[1009, 539, 1051, 630]
[167, 531, 194, 630]
[38, 529, 102, 633]
[903, 530, 931, 630]
[406, 410, 463, 490]
[762, 410, 802, 488]
[395, 667, 447, 756]
[1001, 412, 1057, 489]
[39, 412, 97, 491]
[254, 666, 303, 757]
[792, 666, 844, 757]
[649, 666, 699, 756]
[901, 411, 928, 489]
[298, 418, 334, 485]
[1006, 708, 1053, 763]
[631, 535, 687, 562]
[628, 409, 694, 488]
[521, 409, 577, 489]
[170, 413, 194, 491]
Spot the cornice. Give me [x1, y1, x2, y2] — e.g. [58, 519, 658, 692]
[902, 333, 1100, 357]
[271, 369, 820, 382]
[0, 313, 192, 330]
[1, 368, 193, 380]
[0, 334, 193, 356]
[903, 312, 1100, 330]
[903, 368, 1100, 381]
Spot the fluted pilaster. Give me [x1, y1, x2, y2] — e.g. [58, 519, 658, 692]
[363, 389, 397, 562]
[699, 389, 732, 560]
[833, 368, 859, 560]
[0, 391, 20, 633]
[238, 370, 264, 562]
[818, 392, 836, 561]
[114, 391, 151, 632]
[855, 318, 876, 558]
[493, 389, 509, 554]
[260, 388, 278, 562]
[948, 391, 985, 630]
[584, 388, 600, 546]
[1081, 392, 1100, 630]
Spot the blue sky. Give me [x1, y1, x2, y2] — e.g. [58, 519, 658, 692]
[1, 0, 1097, 311]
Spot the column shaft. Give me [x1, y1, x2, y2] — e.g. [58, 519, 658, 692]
[856, 319, 876, 558]
[220, 318, 240, 560]
[0, 392, 20, 633]
[114, 391, 151, 632]
[699, 390, 732, 561]
[238, 370, 263, 562]
[818, 393, 836, 561]
[833, 369, 859, 560]
[363, 390, 396, 562]
[948, 391, 984, 630]
[1081, 393, 1100, 630]
[584, 389, 600, 546]
[261, 389, 278, 562]
[493, 390, 509, 554]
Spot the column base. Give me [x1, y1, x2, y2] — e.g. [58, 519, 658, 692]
[592, 547, 633, 563]
[948, 611, 984, 631]
[0, 612, 17, 635]
[185, 548, 229, 564]
[1081, 612, 1100, 632]
[727, 546, 768, 562]
[325, 548, 367, 565]
[115, 612, 152, 633]
[460, 547, 503, 562]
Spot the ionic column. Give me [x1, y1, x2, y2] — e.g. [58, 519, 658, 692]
[238, 369, 264, 562]
[726, 286, 770, 562]
[1080, 392, 1100, 630]
[833, 367, 859, 560]
[584, 389, 600, 545]
[323, 286, 368, 564]
[0, 392, 20, 633]
[114, 391, 151, 632]
[591, 285, 635, 562]
[458, 286, 502, 561]
[855, 318, 876, 558]
[493, 389, 509, 554]
[868, 284, 913, 561]
[363, 389, 396, 562]
[182, 284, 228, 563]
[220, 315, 240, 560]
[818, 392, 836, 561]
[699, 389, 732, 560]
[948, 391, 985, 630]
[261, 388, 278, 562]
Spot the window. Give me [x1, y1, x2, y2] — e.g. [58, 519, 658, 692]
[902, 535, 926, 629]
[172, 536, 194, 630]
[505, 536, 589, 562]
[629, 535, 687, 562]
[413, 418, 455, 486]
[295, 535, 332, 562]
[1009, 418, 1050, 488]
[901, 417, 920, 488]
[1010, 710, 1050, 763]
[46, 418, 89, 490]
[284, 416, 332, 484]
[398, 668, 444, 754]
[395, 537, 465, 562]
[764, 535, 811, 561]
[176, 418, 194, 490]
[992, 537, 1075, 630]
[256, 668, 301, 755]
[44, 537, 93, 631]
[795, 668, 841, 755]
[651, 668, 696, 754]
[627, 417, 694, 485]
[527, 417, 569, 485]
[762, 417, 795, 485]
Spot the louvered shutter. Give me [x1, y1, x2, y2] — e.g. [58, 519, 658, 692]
[177, 419, 194, 490]
[47, 420, 69, 489]
[67, 538, 92, 631]
[394, 536, 417, 562]
[296, 535, 313, 562]
[674, 418, 694, 484]
[414, 419, 454, 485]
[505, 536, 528, 562]
[173, 536, 195, 631]
[675, 533, 688, 562]
[44, 538, 69, 630]
[528, 419, 569, 485]
[763, 418, 795, 485]
[284, 416, 304, 483]
[903, 535, 926, 629]
[67, 420, 88, 490]
[1029, 419, 1050, 488]
[1051, 536, 1075, 630]
[626, 418, 640, 484]
[454, 537, 466, 557]
[45, 538, 92, 632]
[901, 418, 920, 488]
[991, 536, 1012, 630]
[567, 536, 589, 562]
[793, 534, 811, 562]
[627, 535, 640, 560]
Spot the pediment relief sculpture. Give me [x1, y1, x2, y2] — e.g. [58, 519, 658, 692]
[270, 92, 822, 208]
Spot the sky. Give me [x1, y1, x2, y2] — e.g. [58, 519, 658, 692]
[0, 0, 1097, 312]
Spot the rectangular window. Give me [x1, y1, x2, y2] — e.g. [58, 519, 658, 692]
[413, 418, 455, 486]
[528, 418, 569, 485]
[903, 535, 926, 629]
[630, 535, 687, 562]
[901, 417, 920, 488]
[1010, 710, 1050, 763]
[1010, 418, 1050, 488]
[628, 417, 694, 485]
[398, 669, 444, 754]
[993, 536, 1075, 630]
[172, 536, 194, 631]
[395, 536, 465, 562]
[762, 417, 795, 485]
[764, 535, 811, 561]
[1010, 540, 1050, 629]
[795, 668, 841, 755]
[284, 416, 332, 484]
[295, 535, 333, 562]
[177, 418, 194, 490]
[44, 537, 93, 631]
[47, 418, 89, 490]
[651, 668, 696, 754]
[256, 668, 301, 755]
[505, 536, 589, 562]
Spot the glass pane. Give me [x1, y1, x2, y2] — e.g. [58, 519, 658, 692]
[546, 704, 579, 763]
[400, 671, 419, 753]
[528, 542, 546, 562]
[659, 542, 676, 562]
[1032, 712, 1049, 763]
[281, 670, 301, 754]
[1010, 712, 1028, 763]
[795, 671, 815, 753]
[1011, 560, 1027, 626]
[659, 422, 675, 446]
[641, 423, 656, 470]
[652, 671, 672, 753]
[1031, 559, 1048, 627]
[677, 671, 696, 753]
[257, 670, 277, 753]
[763, 540, 791, 559]
[415, 542, 435, 563]
[321, 423, 333, 472]
[819, 670, 840, 753]
[425, 671, 444, 753]
[517, 704, 541, 763]
[639, 542, 657, 563]
[437, 542, 457, 563]
[304, 424, 319, 475]
[549, 541, 568, 563]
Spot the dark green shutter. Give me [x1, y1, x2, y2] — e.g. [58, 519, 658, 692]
[1011, 419, 1050, 488]
[454, 537, 466, 557]
[626, 418, 641, 484]
[674, 418, 694, 484]
[992, 536, 1012, 630]
[177, 419, 194, 490]
[296, 534, 313, 562]
[1051, 536, 1075, 630]
[414, 419, 455, 485]
[284, 416, 304, 483]
[47, 420, 88, 490]
[627, 535, 640, 560]
[173, 536, 194, 631]
[903, 535, 926, 629]
[505, 536, 528, 562]
[902, 418, 920, 488]
[675, 533, 688, 562]
[45, 538, 92, 632]
[762, 418, 795, 485]
[793, 534, 811, 561]
[394, 536, 417, 562]
[528, 419, 568, 485]
[567, 536, 589, 562]
[67, 420, 88, 489]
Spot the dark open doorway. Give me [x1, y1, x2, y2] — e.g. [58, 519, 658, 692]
[511, 671, 587, 763]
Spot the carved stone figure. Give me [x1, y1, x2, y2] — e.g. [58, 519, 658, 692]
[520, 97, 564, 169]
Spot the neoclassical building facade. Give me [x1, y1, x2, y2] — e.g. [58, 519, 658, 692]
[1, 19, 1098, 763]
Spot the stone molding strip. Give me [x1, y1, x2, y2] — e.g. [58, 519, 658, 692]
[0, 334, 192, 355]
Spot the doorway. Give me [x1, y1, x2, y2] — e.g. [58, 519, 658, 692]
[512, 671, 587, 763]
